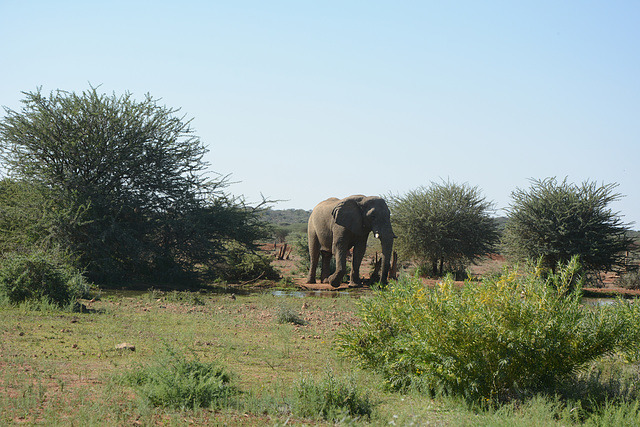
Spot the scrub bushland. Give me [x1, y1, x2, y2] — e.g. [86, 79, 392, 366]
[3, 273, 640, 425]
[0, 250, 91, 308]
[337, 257, 640, 403]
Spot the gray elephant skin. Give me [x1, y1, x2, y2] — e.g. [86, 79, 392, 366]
[306, 195, 395, 287]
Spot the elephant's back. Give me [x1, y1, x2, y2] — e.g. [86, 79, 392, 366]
[310, 197, 340, 216]
[314, 197, 340, 207]
[308, 197, 339, 228]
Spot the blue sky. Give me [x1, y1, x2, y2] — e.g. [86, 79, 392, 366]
[2, 1, 639, 226]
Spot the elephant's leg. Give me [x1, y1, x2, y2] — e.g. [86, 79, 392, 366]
[350, 241, 366, 287]
[320, 251, 332, 282]
[306, 235, 321, 284]
[327, 238, 347, 287]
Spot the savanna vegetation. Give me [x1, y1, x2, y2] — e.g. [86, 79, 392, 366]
[338, 258, 640, 404]
[0, 87, 276, 288]
[388, 181, 500, 277]
[3, 87, 640, 425]
[262, 208, 310, 243]
[3, 266, 640, 425]
[504, 178, 634, 279]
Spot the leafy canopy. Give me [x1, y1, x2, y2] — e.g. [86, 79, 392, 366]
[0, 87, 207, 210]
[0, 179, 66, 253]
[388, 181, 499, 276]
[0, 87, 273, 283]
[503, 177, 633, 275]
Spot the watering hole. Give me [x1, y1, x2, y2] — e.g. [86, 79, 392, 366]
[99, 287, 361, 299]
[271, 290, 355, 298]
[99, 287, 621, 303]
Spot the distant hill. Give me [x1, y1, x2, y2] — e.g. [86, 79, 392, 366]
[260, 212, 638, 244]
[261, 208, 311, 226]
[262, 210, 507, 230]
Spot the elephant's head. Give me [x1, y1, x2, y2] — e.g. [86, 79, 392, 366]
[332, 195, 395, 283]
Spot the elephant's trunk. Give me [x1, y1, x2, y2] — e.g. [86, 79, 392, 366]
[378, 232, 395, 285]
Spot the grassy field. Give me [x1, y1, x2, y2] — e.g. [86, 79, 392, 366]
[2, 286, 640, 425]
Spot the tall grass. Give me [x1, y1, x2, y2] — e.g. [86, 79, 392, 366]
[276, 305, 307, 325]
[337, 257, 640, 403]
[292, 371, 373, 422]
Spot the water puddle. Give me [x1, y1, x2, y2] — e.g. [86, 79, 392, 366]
[99, 287, 359, 299]
[271, 290, 352, 298]
[100, 286, 246, 299]
[581, 297, 619, 306]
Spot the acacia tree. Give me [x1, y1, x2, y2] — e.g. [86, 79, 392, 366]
[503, 177, 634, 276]
[0, 179, 58, 253]
[0, 87, 273, 283]
[389, 181, 499, 276]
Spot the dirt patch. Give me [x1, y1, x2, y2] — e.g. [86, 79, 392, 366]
[582, 286, 640, 298]
[265, 242, 377, 290]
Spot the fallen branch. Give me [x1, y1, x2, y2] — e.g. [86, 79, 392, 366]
[240, 271, 265, 286]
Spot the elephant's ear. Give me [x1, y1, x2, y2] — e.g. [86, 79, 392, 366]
[332, 199, 363, 234]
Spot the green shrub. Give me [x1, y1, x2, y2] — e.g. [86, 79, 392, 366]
[293, 371, 372, 421]
[388, 181, 499, 277]
[503, 178, 633, 277]
[292, 232, 312, 276]
[0, 251, 91, 307]
[559, 358, 640, 411]
[163, 290, 205, 306]
[218, 242, 280, 282]
[121, 346, 236, 410]
[336, 257, 640, 403]
[617, 269, 640, 290]
[276, 305, 307, 325]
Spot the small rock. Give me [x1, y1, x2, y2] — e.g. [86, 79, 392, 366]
[115, 342, 136, 352]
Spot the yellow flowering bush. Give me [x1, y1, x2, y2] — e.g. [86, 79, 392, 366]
[336, 257, 640, 402]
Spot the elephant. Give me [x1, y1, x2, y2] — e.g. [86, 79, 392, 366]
[306, 195, 395, 287]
